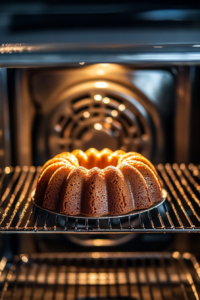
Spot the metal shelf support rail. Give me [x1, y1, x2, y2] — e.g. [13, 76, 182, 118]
[0, 252, 200, 300]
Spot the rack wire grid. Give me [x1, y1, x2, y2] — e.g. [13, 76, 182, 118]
[1, 163, 200, 233]
[0, 252, 200, 300]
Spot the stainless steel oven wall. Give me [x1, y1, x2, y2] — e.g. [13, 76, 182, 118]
[0, 68, 11, 167]
[11, 65, 178, 166]
[10, 69, 35, 166]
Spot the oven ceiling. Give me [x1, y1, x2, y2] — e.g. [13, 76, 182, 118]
[0, 2, 200, 65]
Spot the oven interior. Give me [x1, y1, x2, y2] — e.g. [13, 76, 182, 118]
[1, 252, 200, 300]
[0, 62, 200, 299]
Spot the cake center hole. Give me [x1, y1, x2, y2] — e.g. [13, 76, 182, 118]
[77, 156, 118, 169]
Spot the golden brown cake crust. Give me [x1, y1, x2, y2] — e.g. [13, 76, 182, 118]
[35, 148, 162, 217]
[58, 167, 87, 215]
[40, 158, 71, 174]
[42, 165, 74, 211]
[124, 161, 162, 204]
[118, 163, 152, 209]
[104, 166, 134, 215]
[35, 162, 69, 205]
[81, 168, 108, 216]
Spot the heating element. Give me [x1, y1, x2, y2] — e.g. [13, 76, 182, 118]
[0, 252, 200, 300]
[0, 164, 200, 233]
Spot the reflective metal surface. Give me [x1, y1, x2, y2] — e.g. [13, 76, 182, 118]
[28, 66, 173, 165]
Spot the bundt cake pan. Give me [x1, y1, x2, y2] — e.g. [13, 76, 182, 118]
[32, 188, 167, 219]
[33, 148, 166, 218]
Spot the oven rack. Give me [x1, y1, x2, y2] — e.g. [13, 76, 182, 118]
[0, 164, 200, 233]
[0, 252, 200, 300]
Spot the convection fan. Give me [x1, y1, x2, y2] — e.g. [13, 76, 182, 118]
[47, 80, 154, 159]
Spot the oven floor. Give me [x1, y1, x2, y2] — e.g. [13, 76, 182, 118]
[0, 252, 199, 300]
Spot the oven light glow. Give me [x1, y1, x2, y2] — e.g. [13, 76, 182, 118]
[54, 124, 62, 132]
[15, 166, 21, 172]
[106, 117, 113, 123]
[111, 110, 118, 117]
[89, 273, 98, 281]
[79, 62, 85, 65]
[93, 239, 104, 246]
[94, 123, 102, 130]
[183, 253, 192, 260]
[92, 252, 101, 258]
[118, 104, 126, 111]
[21, 255, 28, 263]
[0, 257, 6, 274]
[102, 97, 110, 104]
[30, 166, 36, 172]
[94, 82, 108, 88]
[83, 111, 90, 118]
[94, 94, 102, 101]
[180, 163, 185, 170]
[172, 251, 180, 259]
[96, 69, 105, 75]
[4, 167, 10, 174]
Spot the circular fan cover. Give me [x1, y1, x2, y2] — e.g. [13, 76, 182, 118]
[47, 81, 154, 159]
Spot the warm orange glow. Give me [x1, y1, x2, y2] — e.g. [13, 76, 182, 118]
[96, 69, 105, 75]
[23, 166, 29, 172]
[21, 255, 28, 263]
[103, 97, 110, 104]
[104, 123, 111, 129]
[83, 111, 90, 118]
[106, 117, 113, 123]
[94, 94, 102, 101]
[54, 124, 62, 132]
[94, 82, 108, 88]
[94, 123, 102, 130]
[118, 104, 126, 111]
[0, 257, 7, 276]
[5, 167, 11, 174]
[172, 251, 180, 259]
[92, 252, 101, 258]
[111, 110, 118, 117]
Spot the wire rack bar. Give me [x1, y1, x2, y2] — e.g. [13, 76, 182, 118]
[0, 252, 199, 300]
[0, 165, 200, 233]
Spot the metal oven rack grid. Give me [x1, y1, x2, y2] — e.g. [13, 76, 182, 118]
[0, 252, 200, 300]
[1, 164, 200, 233]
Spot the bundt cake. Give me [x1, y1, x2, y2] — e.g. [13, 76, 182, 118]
[34, 148, 162, 217]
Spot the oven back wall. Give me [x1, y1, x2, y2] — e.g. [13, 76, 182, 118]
[9, 65, 177, 166]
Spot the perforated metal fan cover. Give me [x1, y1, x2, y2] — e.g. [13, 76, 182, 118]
[47, 80, 153, 158]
